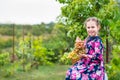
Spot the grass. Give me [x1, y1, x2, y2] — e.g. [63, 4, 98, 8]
[0, 64, 70, 80]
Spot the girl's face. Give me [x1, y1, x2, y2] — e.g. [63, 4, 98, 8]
[86, 20, 100, 37]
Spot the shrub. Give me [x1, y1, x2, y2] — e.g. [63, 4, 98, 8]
[106, 45, 120, 80]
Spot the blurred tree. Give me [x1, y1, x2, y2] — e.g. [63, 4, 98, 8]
[57, 0, 120, 63]
[57, 0, 119, 38]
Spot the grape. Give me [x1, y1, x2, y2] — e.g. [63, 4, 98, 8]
[67, 40, 86, 64]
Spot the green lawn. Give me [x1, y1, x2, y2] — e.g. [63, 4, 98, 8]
[0, 65, 70, 80]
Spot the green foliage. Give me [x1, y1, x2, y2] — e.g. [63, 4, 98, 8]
[32, 37, 54, 65]
[0, 26, 13, 35]
[109, 19, 120, 44]
[0, 22, 54, 36]
[42, 23, 72, 63]
[4, 62, 19, 77]
[0, 39, 12, 49]
[57, 0, 73, 4]
[16, 35, 54, 67]
[0, 52, 10, 66]
[59, 52, 71, 65]
[32, 22, 54, 36]
[0, 52, 17, 77]
[0, 22, 71, 65]
[106, 45, 120, 80]
[16, 35, 34, 64]
[57, 0, 120, 42]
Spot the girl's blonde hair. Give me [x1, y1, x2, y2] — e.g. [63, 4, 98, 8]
[84, 17, 101, 29]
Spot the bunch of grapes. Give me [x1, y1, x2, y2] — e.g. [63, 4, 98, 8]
[68, 41, 86, 64]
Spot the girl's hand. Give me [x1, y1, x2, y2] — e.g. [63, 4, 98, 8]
[75, 36, 81, 42]
[79, 54, 88, 58]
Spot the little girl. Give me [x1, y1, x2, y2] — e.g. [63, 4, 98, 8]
[65, 17, 107, 80]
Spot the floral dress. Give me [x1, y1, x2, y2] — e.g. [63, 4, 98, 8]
[65, 36, 105, 80]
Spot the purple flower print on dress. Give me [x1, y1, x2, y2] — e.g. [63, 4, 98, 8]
[89, 65, 94, 70]
[91, 73, 98, 78]
[95, 42, 100, 47]
[89, 49, 94, 55]
[82, 73, 89, 80]
[71, 70, 77, 79]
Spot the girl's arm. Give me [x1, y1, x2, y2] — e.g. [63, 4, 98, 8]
[86, 39, 103, 60]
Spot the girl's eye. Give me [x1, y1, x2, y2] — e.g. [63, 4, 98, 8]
[87, 27, 90, 29]
[91, 26, 95, 28]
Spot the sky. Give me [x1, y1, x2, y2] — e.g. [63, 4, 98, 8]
[0, 0, 62, 24]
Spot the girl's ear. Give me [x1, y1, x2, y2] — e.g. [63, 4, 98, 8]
[98, 25, 101, 31]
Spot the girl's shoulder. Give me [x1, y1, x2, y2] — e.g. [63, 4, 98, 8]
[85, 36, 102, 43]
[85, 36, 104, 47]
